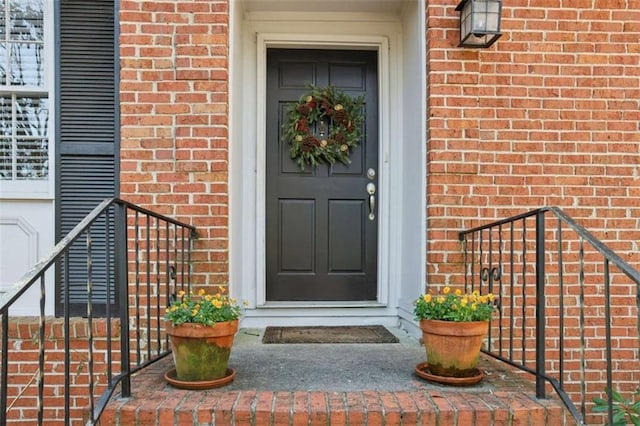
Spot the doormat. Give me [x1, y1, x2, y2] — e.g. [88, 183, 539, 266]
[262, 325, 399, 344]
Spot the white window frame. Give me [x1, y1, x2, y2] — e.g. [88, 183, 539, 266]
[0, 0, 54, 199]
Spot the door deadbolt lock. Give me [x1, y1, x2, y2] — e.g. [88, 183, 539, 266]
[367, 168, 376, 180]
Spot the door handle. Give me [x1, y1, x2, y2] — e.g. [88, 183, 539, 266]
[366, 182, 376, 221]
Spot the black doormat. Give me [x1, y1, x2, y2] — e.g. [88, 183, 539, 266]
[262, 325, 399, 344]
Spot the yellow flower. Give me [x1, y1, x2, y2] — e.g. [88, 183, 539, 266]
[471, 303, 477, 311]
[320, 139, 328, 147]
[454, 289, 462, 296]
[423, 294, 432, 303]
[198, 289, 205, 296]
[340, 144, 348, 152]
[204, 295, 212, 301]
[334, 104, 343, 111]
[177, 290, 185, 297]
[461, 297, 468, 307]
[213, 299, 223, 309]
[437, 296, 445, 304]
[191, 309, 198, 316]
[305, 95, 313, 103]
[296, 135, 303, 142]
[443, 286, 451, 294]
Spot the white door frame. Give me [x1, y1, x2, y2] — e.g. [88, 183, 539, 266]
[229, 6, 426, 329]
[255, 34, 391, 308]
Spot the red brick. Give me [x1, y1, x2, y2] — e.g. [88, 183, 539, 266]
[254, 391, 275, 425]
[231, 391, 256, 424]
[273, 392, 293, 426]
[344, 392, 365, 425]
[292, 392, 309, 425]
[408, 391, 438, 424]
[326, 392, 347, 424]
[211, 391, 240, 425]
[309, 391, 328, 425]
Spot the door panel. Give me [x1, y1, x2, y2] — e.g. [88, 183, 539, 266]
[328, 200, 365, 272]
[266, 48, 378, 301]
[279, 199, 315, 272]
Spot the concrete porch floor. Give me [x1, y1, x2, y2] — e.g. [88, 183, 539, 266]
[99, 327, 575, 425]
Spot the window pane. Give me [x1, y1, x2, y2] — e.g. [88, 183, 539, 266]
[0, 138, 11, 179]
[0, 96, 11, 137]
[9, 42, 43, 86]
[0, 44, 6, 85]
[16, 137, 46, 179]
[0, 1, 5, 38]
[16, 96, 48, 138]
[10, 0, 43, 41]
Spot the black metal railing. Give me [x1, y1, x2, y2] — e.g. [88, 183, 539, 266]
[0, 198, 196, 425]
[459, 207, 640, 426]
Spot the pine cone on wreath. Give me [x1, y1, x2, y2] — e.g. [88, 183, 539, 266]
[302, 136, 317, 152]
[296, 104, 311, 115]
[296, 118, 309, 132]
[333, 109, 346, 123]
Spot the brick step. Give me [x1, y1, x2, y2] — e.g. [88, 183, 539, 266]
[101, 388, 570, 425]
[98, 330, 576, 425]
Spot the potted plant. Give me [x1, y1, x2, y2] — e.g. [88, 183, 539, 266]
[164, 287, 242, 389]
[414, 286, 497, 384]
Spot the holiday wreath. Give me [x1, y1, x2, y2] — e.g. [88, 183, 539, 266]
[283, 85, 364, 170]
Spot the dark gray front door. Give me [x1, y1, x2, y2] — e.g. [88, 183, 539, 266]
[266, 48, 379, 301]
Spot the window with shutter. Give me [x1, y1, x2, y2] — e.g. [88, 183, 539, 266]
[56, 0, 118, 316]
[0, 0, 51, 198]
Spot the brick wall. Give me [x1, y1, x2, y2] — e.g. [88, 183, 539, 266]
[119, 0, 231, 288]
[2, 318, 120, 424]
[426, 0, 640, 276]
[426, 0, 640, 421]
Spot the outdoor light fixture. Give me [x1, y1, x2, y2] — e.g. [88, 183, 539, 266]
[455, 0, 502, 48]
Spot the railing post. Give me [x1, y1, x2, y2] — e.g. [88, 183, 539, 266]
[1, 312, 8, 425]
[115, 201, 131, 397]
[535, 211, 546, 399]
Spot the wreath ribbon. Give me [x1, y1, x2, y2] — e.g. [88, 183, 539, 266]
[283, 85, 364, 170]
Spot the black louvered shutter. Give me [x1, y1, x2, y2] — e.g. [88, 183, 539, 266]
[56, 1, 119, 317]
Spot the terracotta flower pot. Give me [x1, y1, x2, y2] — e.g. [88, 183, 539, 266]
[166, 320, 239, 382]
[420, 319, 488, 378]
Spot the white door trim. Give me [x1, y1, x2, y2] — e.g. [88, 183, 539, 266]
[229, 6, 426, 329]
[255, 34, 391, 308]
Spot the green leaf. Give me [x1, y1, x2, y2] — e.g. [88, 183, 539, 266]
[612, 411, 626, 424]
[592, 397, 606, 406]
[610, 389, 625, 403]
[629, 414, 640, 426]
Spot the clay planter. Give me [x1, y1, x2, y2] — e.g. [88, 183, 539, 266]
[166, 320, 239, 382]
[420, 319, 488, 378]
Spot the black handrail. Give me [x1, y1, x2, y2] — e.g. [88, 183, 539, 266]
[459, 206, 640, 425]
[0, 198, 196, 425]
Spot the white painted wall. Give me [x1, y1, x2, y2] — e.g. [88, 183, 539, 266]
[397, 0, 428, 336]
[0, 200, 55, 315]
[0, 0, 56, 316]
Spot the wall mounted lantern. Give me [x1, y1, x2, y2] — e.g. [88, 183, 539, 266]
[455, 0, 502, 48]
